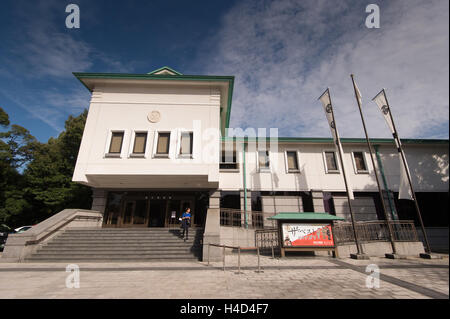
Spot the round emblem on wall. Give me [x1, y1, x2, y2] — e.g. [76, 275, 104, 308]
[148, 111, 161, 123]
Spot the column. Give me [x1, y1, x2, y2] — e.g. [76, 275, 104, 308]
[202, 190, 221, 262]
[311, 189, 325, 212]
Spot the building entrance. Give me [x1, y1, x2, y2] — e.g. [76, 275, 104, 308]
[103, 191, 207, 228]
[148, 199, 166, 227]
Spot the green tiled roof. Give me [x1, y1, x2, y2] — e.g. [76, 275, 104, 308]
[221, 136, 448, 145]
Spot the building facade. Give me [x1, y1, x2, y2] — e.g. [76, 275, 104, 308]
[72, 67, 449, 248]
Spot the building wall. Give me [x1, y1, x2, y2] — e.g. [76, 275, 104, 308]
[73, 82, 222, 188]
[332, 196, 378, 221]
[219, 141, 449, 194]
[261, 196, 303, 214]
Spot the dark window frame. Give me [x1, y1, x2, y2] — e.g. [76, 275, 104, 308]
[155, 132, 171, 157]
[352, 151, 369, 173]
[179, 131, 193, 158]
[132, 132, 148, 155]
[220, 145, 238, 170]
[258, 149, 270, 171]
[324, 151, 339, 173]
[107, 131, 124, 157]
[286, 150, 300, 173]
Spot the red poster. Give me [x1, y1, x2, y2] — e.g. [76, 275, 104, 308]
[282, 223, 335, 247]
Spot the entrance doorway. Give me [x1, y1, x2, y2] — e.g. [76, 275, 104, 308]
[121, 198, 149, 227]
[103, 191, 206, 228]
[148, 200, 166, 227]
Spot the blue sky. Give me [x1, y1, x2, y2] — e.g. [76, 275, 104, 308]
[0, 0, 448, 142]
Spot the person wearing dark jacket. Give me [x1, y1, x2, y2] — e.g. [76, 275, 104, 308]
[181, 208, 191, 241]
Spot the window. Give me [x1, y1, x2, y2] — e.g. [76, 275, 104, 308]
[179, 132, 193, 157]
[108, 132, 124, 155]
[258, 150, 270, 171]
[286, 151, 299, 172]
[353, 151, 368, 173]
[220, 142, 238, 170]
[155, 132, 170, 157]
[324, 151, 339, 173]
[132, 132, 147, 155]
[220, 148, 238, 170]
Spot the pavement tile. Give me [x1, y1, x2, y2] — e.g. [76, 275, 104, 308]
[0, 254, 448, 299]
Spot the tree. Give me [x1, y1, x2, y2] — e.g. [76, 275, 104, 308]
[0, 107, 36, 225]
[24, 110, 92, 223]
[0, 107, 92, 226]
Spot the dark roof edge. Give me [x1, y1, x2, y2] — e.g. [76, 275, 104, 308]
[73, 72, 235, 84]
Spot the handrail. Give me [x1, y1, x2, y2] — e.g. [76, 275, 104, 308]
[206, 243, 263, 273]
[25, 215, 102, 245]
[220, 208, 276, 229]
[333, 220, 419, 243]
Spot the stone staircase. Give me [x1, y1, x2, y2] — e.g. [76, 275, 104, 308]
[25, 227, 203, 262]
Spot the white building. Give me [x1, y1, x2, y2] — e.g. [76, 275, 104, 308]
[72, 67, 449, 247]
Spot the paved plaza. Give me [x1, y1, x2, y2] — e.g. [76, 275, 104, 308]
[0, 254, 448, 299]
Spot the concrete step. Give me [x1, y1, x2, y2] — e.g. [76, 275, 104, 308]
[46, 237, 201, 244]
[28, 227, 204, 262]
[42, 241, 202, 249]
[52, 234, 200, 239]
[37, 246, 201, 252]
[31, 249, 201, 256]
[56, 234, 200, 238]
[24, 256, 200, 262]
[27, 253, 200, 259]
[64, 228, 203, 234]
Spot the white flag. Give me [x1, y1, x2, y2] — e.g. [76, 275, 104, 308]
[373, 89, 396, 136]
[319, 89, 354, 200]
[319, 89, 338, 143]
[398, 156, 413, 200]
[354, 81, 362, 107]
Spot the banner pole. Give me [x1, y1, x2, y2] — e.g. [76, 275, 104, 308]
[381, 89, 433, 256]
[327, 89, 367, 259]
[350, 75, 397, 257]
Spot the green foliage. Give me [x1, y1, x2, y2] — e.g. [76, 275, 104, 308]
[0, 107, 9, 127]
[0, 108, 92, 227]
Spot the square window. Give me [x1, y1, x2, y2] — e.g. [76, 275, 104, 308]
[156, 132, 170, 155]
[133, 132, 147, 154]
[108, 132, 124, 154]
[325, 151, 338, 172]
[180, 132, 193, 156]
[286, 151, 299, 172]
[258, 150, 270, 170]
[220, 145, 238, 170]
[353, 151, 368, 172]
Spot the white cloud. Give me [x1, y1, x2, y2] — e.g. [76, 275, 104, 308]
[197, 0, 449, 139]
[22, 29, 93, 78]
[0, 0, 129, 135]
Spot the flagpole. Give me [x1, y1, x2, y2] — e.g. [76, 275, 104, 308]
[323, 89, 367, 259]
[379, 89, 433, 257]
[350, 75, 398, 257]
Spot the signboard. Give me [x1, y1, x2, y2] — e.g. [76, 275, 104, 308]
[281, 223, 334, 247]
